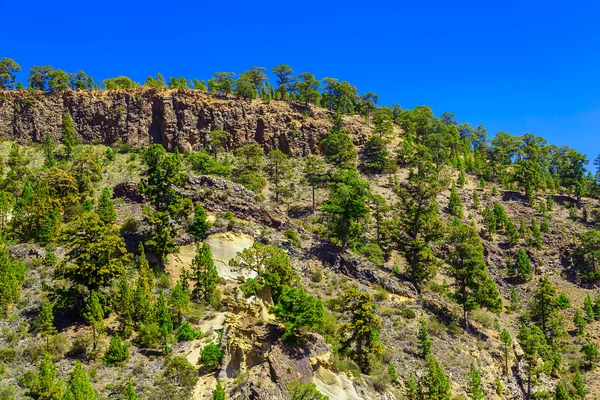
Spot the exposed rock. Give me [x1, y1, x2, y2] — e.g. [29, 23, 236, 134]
[0, 89, 371, 155]
[113, 181, 143, 202]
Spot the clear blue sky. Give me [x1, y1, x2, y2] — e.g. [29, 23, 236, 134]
[3, 0, 600, 168]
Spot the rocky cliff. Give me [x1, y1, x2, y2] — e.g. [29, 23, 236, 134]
[0, 89, 371, 154]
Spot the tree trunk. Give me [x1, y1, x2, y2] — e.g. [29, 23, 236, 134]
[312, 186, 316, 214]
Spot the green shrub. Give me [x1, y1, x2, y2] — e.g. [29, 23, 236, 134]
[104, 335, 129, 366]
[359, 242, 385, 266]
[176, 322, 202, 342]
[284, 229, 301, 247]
[198, 343, 223, 372]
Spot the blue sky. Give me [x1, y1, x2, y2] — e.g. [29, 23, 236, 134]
[2, 0, 600, 168]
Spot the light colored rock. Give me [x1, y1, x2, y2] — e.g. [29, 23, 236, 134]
[313, 367, 361, 400]
[205, 232, 256, 281]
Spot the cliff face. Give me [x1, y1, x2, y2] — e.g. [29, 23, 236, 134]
[0, 89, 371, 154]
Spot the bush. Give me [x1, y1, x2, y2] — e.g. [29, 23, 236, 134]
[136, 323, 160, 349]
[176, 322, 202, 342]
[284, 229, 301, 247]
[188, 150, 232, 177]
[104, 335, 129, 366]
[164, 357, 198, 394]
[332, 355, 361, 379]
[198, 343, 223, 372]
[311, 269, 323, 283]
[359, 242, 385, 266]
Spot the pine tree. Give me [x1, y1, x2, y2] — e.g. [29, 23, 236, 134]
[467, 363, 485, 400]
[0, 244, 26, 316]
[519, 219, 528, 238]
[509, 248, 532, 282]
[96, 187, 116, 224]
[540, 218, 550, 233]
[303, 156, 328, 214]
[84, 291, 104, 353]
[448, 184, 463, 218]
[421, 357, 452, 400]
[510, 288, 521, 312]
[103, 334, 130, 366]
[43, 133, 56, 168]
[191, 242, 218, 301]
[584, 294, 595, 322]
[24, 353, 64, 400]
[581, 341, 599, 368]
[212, 381, 226, 400]
[155, 294, 173, 354]
[446, 222, 502, 329]
[133, 244, 153, 326]
[529, 276, 564, 343]
[493, 203, 509, 231]
[482, 206, 496, 238]
[114, 277, 134, 338]
[264, 149, 293, 203]
[472, 190, 480, 209]
[36, 298, 57, 347]
[530, 218, 543, 250]
[554, 381, 572, 400]
[499, 328, 512, 374]
[572, 370, 586, 399]
[505, 219, 520, 245]
[574, 309, 587, 336]
[517, 325, 545, 398]
[169, 282, 190, 327]
[191, 203, 211, 240]
[457, 171, 466, 187]
[405, 373, 420, 400]
[63, 362, 96, 400]
[418, 319, 432, 359]
[61, 113, 76, 159]
[124, 380, 138, 400]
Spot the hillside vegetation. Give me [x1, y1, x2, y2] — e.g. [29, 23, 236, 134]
[0, 58, 600, 400]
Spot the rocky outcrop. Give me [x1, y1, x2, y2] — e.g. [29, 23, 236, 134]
[0, 89, 371, 154]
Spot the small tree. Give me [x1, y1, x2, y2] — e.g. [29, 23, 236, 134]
[191, 203, 211, 240]
[421, 357, 452, 400]
[302, 156, 328, 213]
[96, 187, 116, 224]
[198, 343, 223, 372]
[124, 380, 139, 400]
[581, 341, 599, 368]
[467, 363, 485, 400]
[572, 370, 587, 399]
[84, 291, 104, 353]
[499, 328, 512, 374]
[448, 184, 463, 218]
[212, 381, 226, 400]
[574, 309, 587, 336]
[61, 113, 76, 159]
[518, 325, 545, 397]
[288, 382, 328, 400]
[271, 285, 324, 342]
[530, 218, 543, 250]
[22, 353, 64, 400]
[264, 149, 293, 203]
[169, 282, 190, 327]
[510, 288, 521, 312]
[418, 319, 432, 359]
[584, 294, 595, 321]
[509, 248, 532, 282]
[36, 298, 57, 347]
[104, 335, 130, 366]
[63, 362, 96, 400]
[191, 243, 218, 301]
[155, 294, 173, 354]
[554, 381, 572, 400]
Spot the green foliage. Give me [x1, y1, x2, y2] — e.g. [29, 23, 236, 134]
[114, 276, 134, 337]
[191, 203, 211, 240]
[60, 211, 128, 292]
[191, 242, 219, 302]
[169, 282, 190, 327]
[361, 135, 394, 174]
[264, 149, 293, 203]
[124, 380, 138, 400]
[517, 324, 546, 396]
[43, 132, 56, 168]
[20, 353, 64, 400]
[321, 169, 370, 252]
[581, 341, 599, 368]
[188, 150, 232, 177]
[584, 294, 595, 321]
[510, 288, 521, 313]
[155, 294, 173, 353]
[164, 357, 198, 395]
[96, 187, 116, 224]
[0, 58, 21, 90]
[418, 319, 432, 359]
[136, 323, 160, 349]
[103, 335, 129, 366]
[292, 72, 321, 106]
[572, 370, 586, 399]
[198, 343, 223, 372]
[448, 184, 463, 218]
[530, 218, 543, 250]
[505, 219, 520, 245]
[554, 381, 571, 400]
[467, 363, 485, 400]
[271, 285, 324, 342]
[446, 222, 502, 328]
[420, 357, 452, 400]
[321, 126, 357, 169]
[333, 287, 383, 372]
[574, 309, 587, 336]
[556, 293, 570, 309]
[500, 328, 512, 374]
[529, 276, 564, 343]
[303, 156, 328, 213]
[63, 361, 96, 400]
[288, 381, 329, 400]
[509, 248, 532, 282]
[0, 244, 26, 316]
[176, 322, 202, 341]
[212, 381, 226, 400]
[482, 205, 496, 238]
[232, 242, 298, 302]
[36, 299, 57, 343]
[572, 230, 600, 282]
[103, 76, 135, 89]
[233, 143, 266, 193]
[84, 291, 104, 352]
[284, 229, 301, 247]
